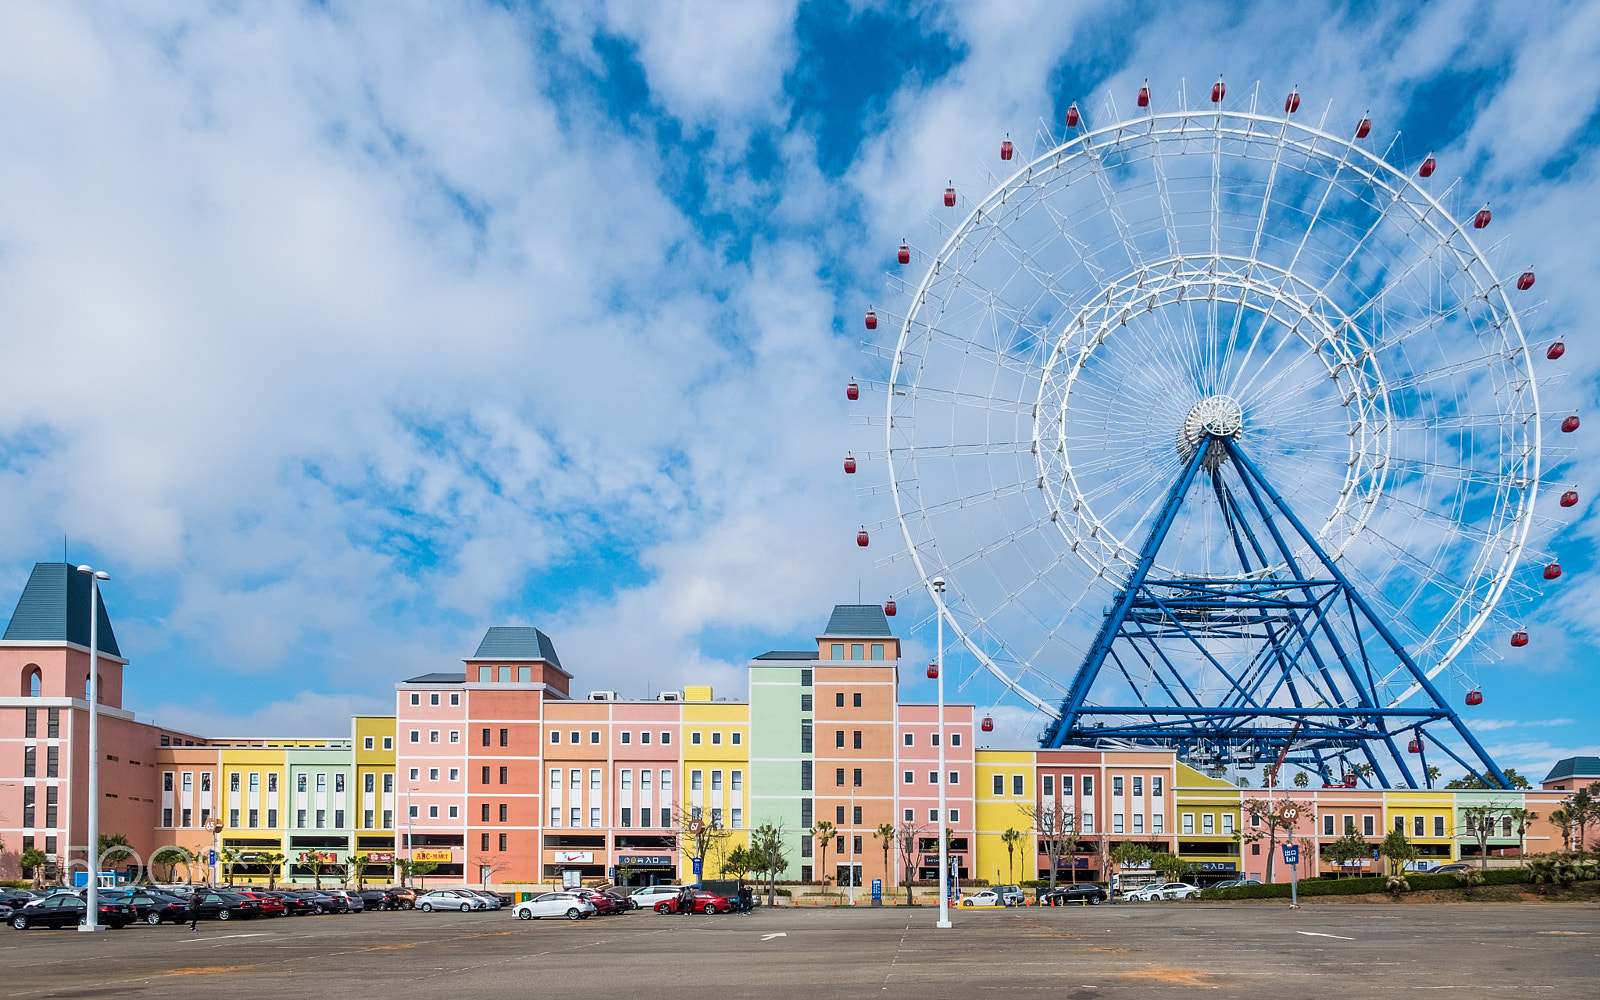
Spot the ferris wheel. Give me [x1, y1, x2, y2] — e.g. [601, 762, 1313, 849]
[862, 80, 1571, 789]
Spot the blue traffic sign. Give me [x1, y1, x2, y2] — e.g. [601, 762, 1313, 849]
[691, 856, 703, 875]
[208, 849, 218, 867]
[1281, 844, 1300, 866]
[871, 879, 882, 900]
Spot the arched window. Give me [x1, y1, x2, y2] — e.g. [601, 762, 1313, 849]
[21, 665, 41, 697]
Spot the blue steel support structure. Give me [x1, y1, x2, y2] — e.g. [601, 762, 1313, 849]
[1039, 434, 1510, 790]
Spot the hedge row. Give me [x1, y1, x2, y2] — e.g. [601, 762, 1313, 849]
[1200, 867, 1528, 900]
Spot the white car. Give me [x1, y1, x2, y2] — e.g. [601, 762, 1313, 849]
[629, 885, 684, 909]
[513, 892, 597, 921]
[1134, 882, 1200, 901]
[959, 889, 1002, 907]
[417, 889, 487, 912]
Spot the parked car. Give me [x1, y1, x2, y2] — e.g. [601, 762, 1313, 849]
[1041, 883, 1107, 906]
[460, 890, 502, 910]
[264, 891, 320, 916]
[513, 892, 597, 921]
[323, 890, 366, 913]
[234, 890, 287, 916]
[388, 886, 418, 909]
[110, 889, 192, 925]
[1209, 878, 1262, 889]
[358, 888, 401, 911]
[630, 885, 684, 909]
[417, 890, 486, 912]
[1131, 882, 1200, 901]
[572, 888, 625, 915]
[959, 888, 1002, 907]
[11, 894, 134, 930]
[653, 890, 730, 914]
[1429, 863, 1472, 875]
[993, 884, 1024, 906]
[283, 890, 347, 914]
[191, 890, 262, 921]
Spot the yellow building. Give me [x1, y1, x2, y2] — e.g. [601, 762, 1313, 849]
[681, 688, 751, 881]
[975, 750, 1034, 886]
[1174, 764, 1245, 881]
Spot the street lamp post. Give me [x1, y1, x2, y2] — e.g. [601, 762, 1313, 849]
[932, 576, 951, 930]
[406, 787, 418, 887]
[76, 565, 109, 933]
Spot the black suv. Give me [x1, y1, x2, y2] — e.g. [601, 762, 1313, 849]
[1041, 882, 1107, 906]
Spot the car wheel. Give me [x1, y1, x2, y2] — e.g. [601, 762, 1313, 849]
[420, 903, 433, 912]
[218, 909, 232, 921]
[460, 903, 471, 912]
[565, 908, 581, 920]
[657, 903, 670, 913]
[11, 915, 27, 930]
[146, 912, 163, 925]
[517, 909, 533, 920]
[1089, 895, 1101, 905]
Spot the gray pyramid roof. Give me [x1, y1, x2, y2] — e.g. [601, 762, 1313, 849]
[822, 604, 893, 637]
[471, 626, 563, 668]
[4, 562, 121, 656]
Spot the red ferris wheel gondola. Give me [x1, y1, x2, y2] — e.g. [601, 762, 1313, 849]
[1465, 688, 1483, 706]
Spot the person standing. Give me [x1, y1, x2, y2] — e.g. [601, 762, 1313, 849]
[188, 887, 203, 931]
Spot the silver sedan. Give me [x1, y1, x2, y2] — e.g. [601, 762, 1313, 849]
[416, 890, 487, 912]
[512, 892, 597, 921]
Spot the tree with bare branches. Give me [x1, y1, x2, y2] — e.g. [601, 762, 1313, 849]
[1021, 798, 1075, 889]
[896, 822, 924, 905]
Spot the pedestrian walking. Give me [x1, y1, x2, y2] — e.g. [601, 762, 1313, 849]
[188, 887, 203, 931]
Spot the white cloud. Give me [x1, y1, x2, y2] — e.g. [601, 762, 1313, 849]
[1470, 718, 1576, 732]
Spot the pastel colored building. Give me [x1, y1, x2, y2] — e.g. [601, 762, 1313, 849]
[0, 561, 1589, 892]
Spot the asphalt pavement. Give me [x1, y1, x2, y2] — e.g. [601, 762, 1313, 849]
[0, 900, 1595, 998]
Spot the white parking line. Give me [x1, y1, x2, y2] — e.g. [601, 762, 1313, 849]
[1296, 931, 1354, 940]
[181, 932, 269, 942]
[761, 932, 787, 941]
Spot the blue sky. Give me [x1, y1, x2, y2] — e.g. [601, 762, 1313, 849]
[0, 1, 1594, 781]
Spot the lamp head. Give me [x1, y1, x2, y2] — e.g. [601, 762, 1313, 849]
[76, 564, 92, 575]
[931, 576, 946, 592]
[95, 571, 109, 581]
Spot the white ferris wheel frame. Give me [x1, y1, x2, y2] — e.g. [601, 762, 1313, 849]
[885, 102, 1541, 720]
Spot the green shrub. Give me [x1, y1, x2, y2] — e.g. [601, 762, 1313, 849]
[1199, 867, 1526, 900]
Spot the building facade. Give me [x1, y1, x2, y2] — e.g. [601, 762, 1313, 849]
[0, 564, 1584, 890]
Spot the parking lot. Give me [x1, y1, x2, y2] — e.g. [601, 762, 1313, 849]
[0, 901, 1595, 998]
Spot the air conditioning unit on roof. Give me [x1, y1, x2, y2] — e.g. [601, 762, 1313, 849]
[587, 691, 619, 702]
[656, 691, 682, 702]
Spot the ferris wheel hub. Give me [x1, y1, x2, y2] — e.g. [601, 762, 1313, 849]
[1178, 395, 1243, 469]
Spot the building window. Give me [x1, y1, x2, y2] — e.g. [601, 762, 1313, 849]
[1153, 814, 1165, 834]
[230, 808, 241, 827]
[383, 737, 392, 750]
[429, 769, 439, 781]
[481, 803, 491, 822]
[1112, 813, 1124, 834]
[550, 808, 560, 827]
[1082, 776, 1093, 796]
[622, 770, 632, 791]
[589, 769, 600, 790]
[551, 730, 560, 744]
[621, 732, 631, 745]
[298, 809, 308, 827]
[590, 731, 600, 745]
[499, 767, 508, 785]
[429, 731, 439, 744]
[949, 809, 960, 823]
[163, 772, 173, 792]
[661, 732, 671, 745]
[448, 769, 459, 782]
[589, 808, 600, 827]
[1132, 777, 1143, 796]
[1152, 777, 1163, 797]
[836, 730, 845, 749]
[317, 809, 327, 828]
[1012, 774, 1023, 795]
[641, 731, 651, 744]
[851, 643, 863, 659]
[853, 731, 862, 749]
[364, 736, 374, 750]
[1395, 815, 1405, 833]
[1324, 815, 1335, 836]
[408, 768, 419, 781]
[904, 770, 914, 784]
[181, 808, 192, 827]
[800, 762, 813, 791]
[836, 768, 845, 787]
[364, 809, 375, 829]
[570, 732, 579, 744]
[830, 644, 843, 659]
[482, 728, 491, 747]
[1182, 813, 1195, 835]
[800, 693, 813, 712]
[229, 773, 240, 792]
[1202, 814, 1214, 835]
[409, 731, 419, 743]
[732, 732, 742, 745]
[711, 732, 722, 746]
[1061, 775, 1072, 795]
[1433, 815, 1444, 837]
[692, 770, 704, 791]
[481, 766, 490, 785]
[1113, 776, 1123, 796]
[931, 771, 939, 785]
[800, 722, 812, 754]
[641, 808, 652, 828]
[992, 774, 1003, 795]
[499, 803, 508, 822]
[853, 692, 862, 707]
[660, 806, 671, 827]
[801, 668, 813, 686]
[692, 732, 702, 745]
[904, 733, 914, 746]
[383, 774, 393, 792]
[1042, 774, 1054, 797]
[661, 771, 672, 793]
[1133, 814, 1144, 834]
[621, 807, 632, 828]
[430, 693, 439, 706]
[732, 771, 743, 791]
[382, 809, 392, 828]
[410, 693, 419, 705]
[1221, 814, 1233, 835]
[951, 734, 961, 747]
[929, 809, 939, 822]
[268, 809, 278, 828]
[500, 728, 508, 747]
[641, 770, 652, 791]
[499, 833, 507, 851]
[428, 806, 439, 819]
[950, 771, 960, 785]
[162, 808, 172, 827]
[1414, 816, 1425, 837]
[836, 806, 846, 824]
[450, 693, 459, 706]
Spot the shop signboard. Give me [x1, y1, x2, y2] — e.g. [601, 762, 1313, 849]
[413, 849, 453, 863]
[555, 851, 593, 864]
[367, 852, 395, 863]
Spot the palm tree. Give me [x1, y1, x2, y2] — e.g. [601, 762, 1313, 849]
[874, 823, 895, 897]
[259, 852, 285, 891]
[1000, 828, 1024, 886]
[1547, 807, 1573, 851]
[811, 822, 836, 892]
[1506, 807, 1539, 857]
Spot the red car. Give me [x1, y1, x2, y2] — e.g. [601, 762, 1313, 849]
[235, 891, 286, 916]
[571, 888, 624, 915]
[654, 891, 730, 915]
